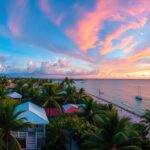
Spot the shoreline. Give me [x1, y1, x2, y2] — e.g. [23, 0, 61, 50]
[89, 94, 142, 123]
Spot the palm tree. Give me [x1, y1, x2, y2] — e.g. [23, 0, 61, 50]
[28, 86, 39, 103]
[0, 101, 32, 150]
[63, 86, 77, 104]
[0, 85, 7, 100]
[42, 84, 62, 115]
[0, 77, 8, 86]
[133, 123, 150, 150]
[77, 88, 86, 103]
[98, 103, 115, 112]
[141, 110, 150, 131]
[82, 97, 98, 125]
[83, 111, 142, 150]
[62, 77, 75, 87]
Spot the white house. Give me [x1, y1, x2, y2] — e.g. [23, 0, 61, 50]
[8, 92, 22, 100]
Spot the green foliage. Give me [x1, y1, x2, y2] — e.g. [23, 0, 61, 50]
[63, 85, 77, 104]
[141, 109, 150, 131]
[82, 111, 142, 150]
[0, 77, 149, 150]
[0, 100, 32, 150]
[42, 119, 67, 150]
[0, 85, 7, 99]
[133, 123, 150, 150]
[43, 115, 96, 150]
[42, 83, 62, 113]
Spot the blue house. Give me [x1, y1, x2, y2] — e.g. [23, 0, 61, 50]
[12, 102, 49, 149]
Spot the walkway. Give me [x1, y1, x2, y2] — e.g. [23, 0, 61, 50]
[90, 94, 142, 123]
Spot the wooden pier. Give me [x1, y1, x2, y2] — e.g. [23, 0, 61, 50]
[89, 94, 142, 123]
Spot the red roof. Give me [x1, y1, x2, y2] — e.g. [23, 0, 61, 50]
[44, 108, 60, 117]
[62, 104, 80, 113]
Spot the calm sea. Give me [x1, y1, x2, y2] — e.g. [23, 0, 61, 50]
[75, 79, 150, 115]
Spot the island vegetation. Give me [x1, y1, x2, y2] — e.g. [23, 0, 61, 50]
[0, 76, 150, 150]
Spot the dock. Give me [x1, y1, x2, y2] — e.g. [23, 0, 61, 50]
[89, 94, 142, 123]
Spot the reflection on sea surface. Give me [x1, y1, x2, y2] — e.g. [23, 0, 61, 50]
[75, 79, 150, 115]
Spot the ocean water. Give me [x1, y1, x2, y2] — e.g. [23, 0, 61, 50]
[75, 79, 150, 115]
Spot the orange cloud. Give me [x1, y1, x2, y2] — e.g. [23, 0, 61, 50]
[100, 22, 139, 54]
[127, 47, 150, 62]
[66, 0, 150, 53]
[66, 0, 119, 52]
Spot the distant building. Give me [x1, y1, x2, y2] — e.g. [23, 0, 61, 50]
[6, 83, 16, 92]
[62, 103, 85, 113]
[8, 92, 22, 100]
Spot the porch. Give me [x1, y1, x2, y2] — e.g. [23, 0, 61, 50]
[12, 126, 46, 149]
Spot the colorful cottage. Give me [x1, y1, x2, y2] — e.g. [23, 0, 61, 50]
[8, 92, 22, 100]
[62, 103, 86, 113]
[12, 102, 49, 149]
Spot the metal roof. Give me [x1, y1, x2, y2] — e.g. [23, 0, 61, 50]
[62, 104, 78, 110]
[8, 92, 22, 99]
[16, 102, 49, 124]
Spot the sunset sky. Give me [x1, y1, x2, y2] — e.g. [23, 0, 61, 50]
[0, 0, 150, 78]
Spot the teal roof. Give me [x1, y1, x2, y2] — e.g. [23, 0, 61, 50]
[16, 102, 49, 125]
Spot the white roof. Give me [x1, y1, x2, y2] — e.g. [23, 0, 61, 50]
[16, 102, 49, 125]
[8, 92, 22, 99]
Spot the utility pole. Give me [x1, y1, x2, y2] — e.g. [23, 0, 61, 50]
[98, 89, 104, 98]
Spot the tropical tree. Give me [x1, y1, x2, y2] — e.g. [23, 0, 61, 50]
[42, 119, 68, 150]
[77, 88, 86, 103]
[97, 103, 115, 112]
[0, 101, 32, 150]
[0, 77, 8, 86]
[63, 86, 77, 104]
[141, 110, 150, 131]
[62, 77, 75, 87]
[27, 86, 40, 103]
[0, 85, 7, 100]
[43, 116, 96, 150]
[82, 111, 142, 150]
[42, 84, 62, 113]
[82, 97, 98, 125]
[133, 123, 150, 150]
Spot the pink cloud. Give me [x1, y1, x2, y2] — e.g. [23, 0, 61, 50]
[127, 47, 150, 62]
[101, 34, 137, 54]
[100, 22, 140, 55]
[8, 21, 21, 36]
[26, 58, 97, 77]
[38, 0, 65, 26]
[66, 0, 118, 52]
[39, 0, 51, 16]
[66, 0, 150, 53]
[7, 0, 28, 36]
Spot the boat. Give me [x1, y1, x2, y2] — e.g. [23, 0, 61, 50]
[135, 96, 143, 101]
[135, 86, 143, 101]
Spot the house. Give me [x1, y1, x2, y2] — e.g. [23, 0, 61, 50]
[62, 104, 79, 113]
[44, 107, 61, 118]
[8, 92, 22, 100]
[6, 83, 16, 92]
[12, 102, 49, 149]
[62, 103, 86, 113]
